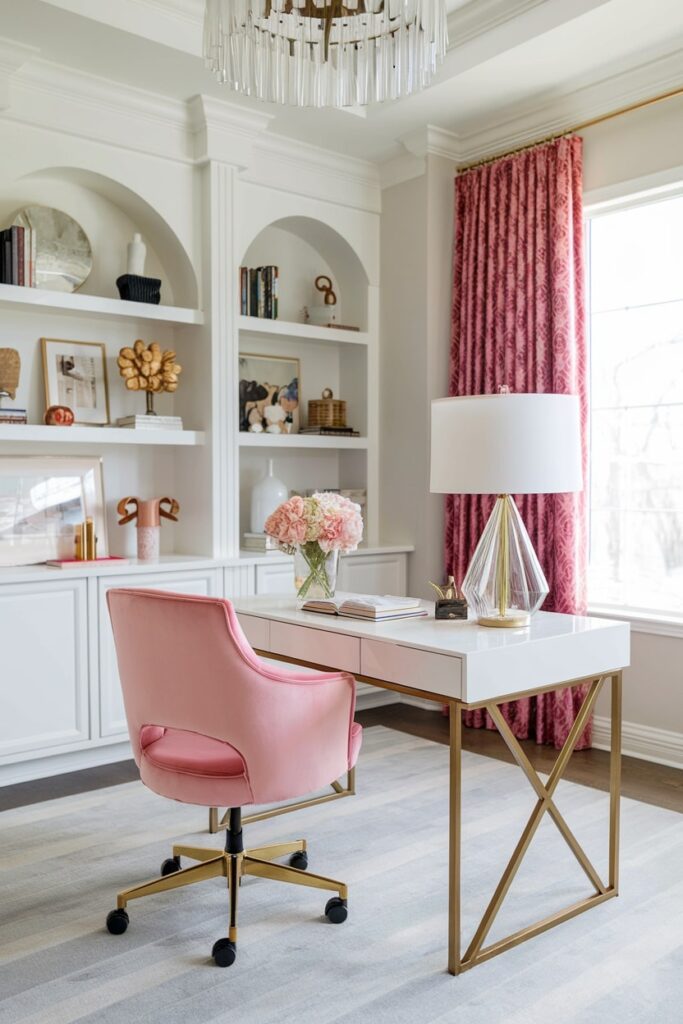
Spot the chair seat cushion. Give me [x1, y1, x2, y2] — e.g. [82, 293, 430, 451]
[142, 727, 247, 778]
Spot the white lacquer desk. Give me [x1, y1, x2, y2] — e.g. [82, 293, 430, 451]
[233, 598, 630, 975]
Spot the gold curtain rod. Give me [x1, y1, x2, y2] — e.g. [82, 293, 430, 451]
[456, 84, 683, 174]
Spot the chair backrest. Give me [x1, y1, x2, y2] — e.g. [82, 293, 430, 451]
[107, 588, 355, 802]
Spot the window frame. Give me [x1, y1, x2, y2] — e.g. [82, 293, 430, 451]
[584, 170, 683, 639]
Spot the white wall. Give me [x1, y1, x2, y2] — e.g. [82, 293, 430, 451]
[380, 156, 453, 598]
[380, 96, 683, 764]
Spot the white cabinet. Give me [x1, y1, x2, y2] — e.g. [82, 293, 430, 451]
[338, 553, 407, 596]
[98, 569, 221, 738]
[255, 560, 293, 595]
[224, 565, 255, 598]
[0, 580, 89, 759]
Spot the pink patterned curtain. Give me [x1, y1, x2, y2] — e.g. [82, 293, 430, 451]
[445, 135, 591, 749]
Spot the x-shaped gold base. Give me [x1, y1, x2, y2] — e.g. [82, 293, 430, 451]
[449, 671, 622, 974]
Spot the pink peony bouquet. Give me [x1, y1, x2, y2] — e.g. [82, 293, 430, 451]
[264, 492, 363, 555]
[265, 492, 363, 601]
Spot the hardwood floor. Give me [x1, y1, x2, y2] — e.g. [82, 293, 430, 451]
[2, 706, 682, 813]
[358, 705, 683, 814]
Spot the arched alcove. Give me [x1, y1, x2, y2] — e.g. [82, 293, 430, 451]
[0, 167, 198, 308]
[241, 215, 368, 330]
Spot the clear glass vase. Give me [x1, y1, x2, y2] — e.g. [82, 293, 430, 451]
[294, 543, 339, 607]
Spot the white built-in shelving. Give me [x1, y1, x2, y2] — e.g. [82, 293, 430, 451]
[0, 283, 204, 326]
[238, 432, 367, 450]
[238, 315, 368, 346]
[0, 425, 205, 446]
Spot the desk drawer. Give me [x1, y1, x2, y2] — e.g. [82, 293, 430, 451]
[361, 640, 462, 700]
[270, 622, 360, 673]
[237, 614, 270, 652]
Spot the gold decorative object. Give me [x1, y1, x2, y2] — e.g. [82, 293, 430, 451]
[315, 275, 337, 306]
[117, 340, 182, 415]
[429, 576, 463, 601]
[0, 348, 20, 399]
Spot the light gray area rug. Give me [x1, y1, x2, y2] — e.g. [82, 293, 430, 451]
[1, 726, 682, 1024]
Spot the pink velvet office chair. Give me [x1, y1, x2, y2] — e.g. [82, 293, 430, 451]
[105, 588, 362, 967]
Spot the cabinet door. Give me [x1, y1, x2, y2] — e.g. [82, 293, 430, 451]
[0, 580, 89, 759]
[255, 560, 293, 595]
[98, 570, 220, 738]
[338, 554, 407, 596]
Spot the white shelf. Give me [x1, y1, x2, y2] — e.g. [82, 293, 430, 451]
[0, 425, 205, 446]
[0, 283, 204, 326]
[238, 433, 368, 450]
[238, 315, 367, 346]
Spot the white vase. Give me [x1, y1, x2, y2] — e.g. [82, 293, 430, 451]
[250, 459, 288, 534]
[127, 233, 146, 276]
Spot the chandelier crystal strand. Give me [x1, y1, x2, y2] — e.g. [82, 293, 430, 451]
[203, 0, 447, 107]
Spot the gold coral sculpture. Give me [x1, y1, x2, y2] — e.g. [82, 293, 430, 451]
[117, 340, 182, 398]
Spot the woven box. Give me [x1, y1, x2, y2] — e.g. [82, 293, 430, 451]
[308, 389, 346, 428]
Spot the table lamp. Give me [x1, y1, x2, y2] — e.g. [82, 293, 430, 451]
[430, 392, 582, 628]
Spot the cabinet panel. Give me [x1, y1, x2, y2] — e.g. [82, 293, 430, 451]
[338, 554, 406, 596]
[98, 570, 220, 738]
[224, 565, 255, 598]
[255, 560, 293, 595]
[0, 580, 89, 758]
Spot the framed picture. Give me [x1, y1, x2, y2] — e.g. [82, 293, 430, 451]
[0, 456, 107, 566]
[239, 353, 300, 435]
[41, 338, 110, 425]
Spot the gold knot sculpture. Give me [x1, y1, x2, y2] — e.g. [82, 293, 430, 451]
[117, 340, 182, 395]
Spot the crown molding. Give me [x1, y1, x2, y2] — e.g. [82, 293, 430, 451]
[247, 132, 381, 213]
[189, 94, 273, 167]
[0, 38, 40, 111]
[401, 125, 461, 162]
[447, 0, 546, 46]
[449, 46, 683, 167]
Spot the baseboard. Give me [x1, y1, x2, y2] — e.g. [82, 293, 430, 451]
[592, 715, 683, 769]
[356, 684, 402, 710]
[0, 741, 133, 787]
[400, 699, 683, 770]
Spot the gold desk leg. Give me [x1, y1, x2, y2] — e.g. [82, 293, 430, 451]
[447, 702, 462, 976]
[609, 671, 622, 892]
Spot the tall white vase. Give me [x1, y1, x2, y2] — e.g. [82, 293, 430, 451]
[250, 459, 287, 534]
[127, 233, 146, 276]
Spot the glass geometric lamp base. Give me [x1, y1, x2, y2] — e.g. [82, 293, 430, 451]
[462, 495, 549, 629]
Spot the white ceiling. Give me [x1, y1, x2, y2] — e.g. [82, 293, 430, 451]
[1, 0, 682, 165]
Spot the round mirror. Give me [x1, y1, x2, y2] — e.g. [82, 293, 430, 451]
[12, 205, 92, 293]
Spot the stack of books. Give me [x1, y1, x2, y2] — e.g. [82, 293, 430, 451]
[117, 414, 183, 430]
[240, 265, 279, 318]
[300, 426, 360, 437]
[0, 226, 36, 287]
[302, 593, 427, 621]
[242, 532, 280, 552]
[0, 407, 27, 425]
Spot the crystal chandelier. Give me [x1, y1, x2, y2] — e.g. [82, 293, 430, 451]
[203, 0, 448, 108]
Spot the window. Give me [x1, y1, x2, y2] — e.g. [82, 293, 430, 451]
[587, 190, 683, 618]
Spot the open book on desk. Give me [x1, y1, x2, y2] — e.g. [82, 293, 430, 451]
[301, 593, 427, 621]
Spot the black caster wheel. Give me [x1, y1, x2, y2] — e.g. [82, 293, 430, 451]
[325, 897, 348, 924]
[160, 856, 181, 876]
[106, 908, 129, 935]
[212, 938, 237, 967]
[289, 850, 308, 870]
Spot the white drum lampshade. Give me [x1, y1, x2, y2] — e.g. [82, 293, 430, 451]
[430, 393, 582, 627]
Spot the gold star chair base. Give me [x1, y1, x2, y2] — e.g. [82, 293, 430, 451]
[106, 807, 349, 967]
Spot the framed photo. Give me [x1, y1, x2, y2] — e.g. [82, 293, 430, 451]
[0, 456, 107, 566]
[239, 353, 300, 435]
[41, 338, 110, 425]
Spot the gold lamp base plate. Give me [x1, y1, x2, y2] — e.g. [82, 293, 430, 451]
[478, 612, 531, 629]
